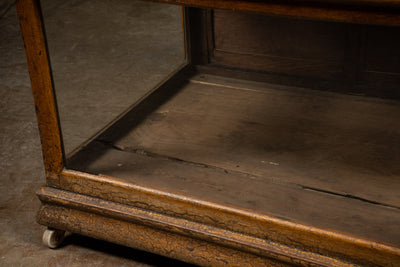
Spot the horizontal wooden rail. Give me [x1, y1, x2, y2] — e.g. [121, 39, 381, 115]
[148, 0, 400, 26]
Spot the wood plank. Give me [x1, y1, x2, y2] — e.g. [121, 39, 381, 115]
[67, 140, 400, 246]
[210, 11, 400, 97]
[185, 8, 212, 65]
[213, 10, 346, 62]
[212, 50, 344, 79]
[94, 74, 400, 208]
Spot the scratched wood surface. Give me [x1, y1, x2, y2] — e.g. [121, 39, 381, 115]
[68, 73, 400, 246]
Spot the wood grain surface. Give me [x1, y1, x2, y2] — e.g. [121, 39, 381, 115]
[212, 10, 346, 80]
[64, 74, 400, 265]
[38, 186, 360, 266]
[85, 74, 400, 208]
[204, 10, 400, 99]
[147, 0, 400, 26]
[16, 0, 65, 175]
[39, 179, 400, 266]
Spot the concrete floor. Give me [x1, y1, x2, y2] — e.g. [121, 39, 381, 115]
[0, 1, 193, 266]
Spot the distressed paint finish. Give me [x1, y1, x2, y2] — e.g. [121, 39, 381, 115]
[16, 0, 65, 175]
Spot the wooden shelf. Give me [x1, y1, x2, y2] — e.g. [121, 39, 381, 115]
[67, 72, 400, 246]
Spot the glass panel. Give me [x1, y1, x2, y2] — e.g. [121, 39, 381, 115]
[41, 0, 185, 155]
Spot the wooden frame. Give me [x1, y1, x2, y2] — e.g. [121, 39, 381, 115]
[17, 0, 400, 265]
[150, 0, 400, 26]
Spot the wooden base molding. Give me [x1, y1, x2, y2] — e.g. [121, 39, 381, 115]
[37, 170, 400, 266]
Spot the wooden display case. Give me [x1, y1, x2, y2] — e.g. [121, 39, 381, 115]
[17, 0, 400, 265]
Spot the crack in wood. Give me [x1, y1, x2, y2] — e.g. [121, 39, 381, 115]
[301, 186, 400, 211]
[95, 139, 400, 212]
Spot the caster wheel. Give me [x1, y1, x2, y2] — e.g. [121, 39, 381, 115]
[42, 228, 65, 249]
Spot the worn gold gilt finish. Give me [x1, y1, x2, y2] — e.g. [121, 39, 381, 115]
[16, 0, 400, 266]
